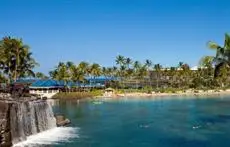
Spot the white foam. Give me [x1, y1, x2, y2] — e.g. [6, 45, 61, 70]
[13, 127, 79, 147]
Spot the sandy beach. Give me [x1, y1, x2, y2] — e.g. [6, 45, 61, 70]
[101, 89, 230, 99]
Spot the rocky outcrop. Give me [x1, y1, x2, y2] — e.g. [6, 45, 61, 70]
[0, 101, 12, 146]
[0, 94, 57, 146]
[55, 115, 71, 127]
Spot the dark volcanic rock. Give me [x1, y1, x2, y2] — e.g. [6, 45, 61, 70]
[55, 115, 71, 127]
[0, 101, 12, 146]
[0, 94, 57, 146]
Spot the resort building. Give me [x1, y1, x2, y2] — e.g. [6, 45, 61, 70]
[29, 80, 64, 98]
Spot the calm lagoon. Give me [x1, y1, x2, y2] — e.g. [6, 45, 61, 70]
[19, 96, 230, 147]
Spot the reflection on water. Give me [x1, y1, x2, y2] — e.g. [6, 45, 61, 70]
[50, 96, 230, 147]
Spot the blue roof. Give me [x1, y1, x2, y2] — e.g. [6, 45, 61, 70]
[30, 79, 107, 88]
[30, 79, 64, 88]
[16, 79, 36, 84]
[86, 77, 117, 82]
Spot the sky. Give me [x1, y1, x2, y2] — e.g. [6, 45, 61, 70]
[0, 0, 230, 74]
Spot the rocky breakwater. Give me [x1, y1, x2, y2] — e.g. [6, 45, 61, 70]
[0, 94, 56, 146]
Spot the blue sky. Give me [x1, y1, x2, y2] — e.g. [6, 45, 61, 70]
[0, 0, 229, 74]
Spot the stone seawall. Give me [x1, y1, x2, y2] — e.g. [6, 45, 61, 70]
[0, 97, 56, 146]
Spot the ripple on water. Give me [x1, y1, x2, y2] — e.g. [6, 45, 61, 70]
[13, 127, 79, 147]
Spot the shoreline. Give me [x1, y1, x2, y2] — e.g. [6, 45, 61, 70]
[97, 89, 230, 99]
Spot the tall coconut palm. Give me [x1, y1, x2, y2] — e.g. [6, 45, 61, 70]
[71, 66, 85, 83]
[132, 61, 142, 88]
[199, 56, 214, 82]
[78, 61, 89, 76]
[112, 66, 118, 79]
[102, 67, 108, 78]
[168, 66, 177, 87]
[19, 52, 38, 78]
[145, 59, 152, 69]
[115, 55, 125, 67]
[136, 65, 148, 88]
[53, 62, 70, 86]
[133, 61, 141, 71]
[89, 63, 101, 88]
[102, 67, 109, 82]
[0, 36, 38, 82]
[207, 33, 230, 77]
[125, 57, 132, 69]
[180, 63, 191, 89]
[154, 64, 162, 89]
[77, 61, 90, 86]
[199, 56, 214, 69]
[107, 67, 113, 78]
[145, 59, 153, 87]
[216, 64, 230, 87]
[66, 61, 75, 70]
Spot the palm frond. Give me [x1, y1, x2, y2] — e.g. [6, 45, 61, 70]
[224, 33, 230, 50]
[207, 41, 221, 50]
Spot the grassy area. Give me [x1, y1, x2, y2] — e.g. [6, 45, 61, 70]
[52, 90, 104, 99]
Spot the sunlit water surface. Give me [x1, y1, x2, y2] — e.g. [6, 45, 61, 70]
[16, 96, 230, 147]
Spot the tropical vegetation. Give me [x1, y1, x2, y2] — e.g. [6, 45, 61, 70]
[0, 36, 38, 83]
[1, 34, 230, 93]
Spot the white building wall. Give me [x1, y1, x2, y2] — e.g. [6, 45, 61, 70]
[29, 89, 60, 99]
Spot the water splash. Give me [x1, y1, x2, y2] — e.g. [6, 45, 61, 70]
[10, 100, 57, 144]
[13, 127, 79, 147]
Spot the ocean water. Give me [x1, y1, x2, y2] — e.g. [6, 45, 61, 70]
[17, 96, 230, 147]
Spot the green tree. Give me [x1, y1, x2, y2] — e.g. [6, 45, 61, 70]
[145, 59, 153, 87]
[52, 62, 70, 86]
[89, 63, 101, 88]
[154, 64, 162, 89]
[35, 72, 48, 79]
[115, 55, 125, 67]
[207, 33, 230, 77]
[0, 36, 38, 83]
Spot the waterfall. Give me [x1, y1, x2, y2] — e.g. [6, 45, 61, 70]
[10, 100, 56, 144]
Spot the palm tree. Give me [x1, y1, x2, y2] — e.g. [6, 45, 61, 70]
[199, 56, 214, 69]
[35, 72, 48, 79]
[52, 62, 70, 87]
[77, 61, 89, 86]
[136, 65, 148, 88]
[145, 59, 153, 87]
[115, 55, 125, 67]
[125, 57, 132, 69]
[18, 52, 38, 78]
[107, 67, 113, 78]
[78, 61, 89, 76]
[133, 61, 141, 71]
[207, 33, 230, 77]
[102, 67, 107, 78]
[168, 66, 177, 87]
[216, 64, 230, 87]
[89, 63, 101, 88]
[180, 63, 191, 89]
[145, 59, 152, 69]
[71, 66, 85, 83]
[0, 36, 38, 83]
[154, 64, 162, 89]
[132, 61, 142, 88]
[198, 56, 215, 88]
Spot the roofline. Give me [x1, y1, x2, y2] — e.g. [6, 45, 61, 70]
[29, 86, 63, 89]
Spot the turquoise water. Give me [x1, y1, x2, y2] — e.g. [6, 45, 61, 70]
[54, 96, 230, 146]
